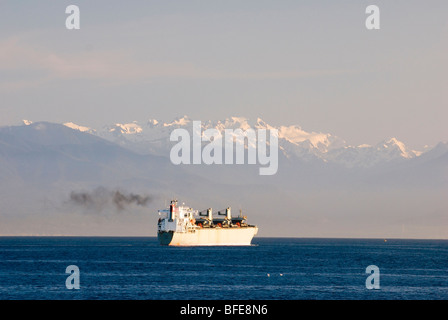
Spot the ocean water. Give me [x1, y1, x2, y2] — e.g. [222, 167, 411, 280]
[0, 237, 447, 300]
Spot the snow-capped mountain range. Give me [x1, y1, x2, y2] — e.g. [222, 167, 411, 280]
[2, 118, 446, 238]
[22, 116, 427, 167]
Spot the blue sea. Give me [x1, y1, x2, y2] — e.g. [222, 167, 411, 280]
[0, 237, 447, 300]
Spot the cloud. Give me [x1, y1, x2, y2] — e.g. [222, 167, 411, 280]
[0, 37, 208, 87]
[0, 36, 357, 92]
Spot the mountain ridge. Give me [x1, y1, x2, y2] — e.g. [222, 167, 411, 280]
[19, 116, 431, 168]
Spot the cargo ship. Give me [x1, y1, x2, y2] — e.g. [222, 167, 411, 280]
[157, 200, 258, 246]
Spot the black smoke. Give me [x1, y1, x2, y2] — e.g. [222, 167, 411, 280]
[69, 187, 152, 212]
[111, 190, 151, 210]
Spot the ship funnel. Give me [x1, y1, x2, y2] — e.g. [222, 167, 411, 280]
[169, 200, 177, 221]
[226, 207, 231, 220]
[207, 208, 213, 220]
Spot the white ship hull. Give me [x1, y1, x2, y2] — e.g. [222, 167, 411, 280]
[158, 226, 258, 246]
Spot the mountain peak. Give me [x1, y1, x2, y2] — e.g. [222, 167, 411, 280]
[110, 122, 143, 134]
[64, 122, 95, 133]
[377, 137, 420, 159]
[147, 119, 159, 127]
[384, 137, 403, 146]
[163, 115, 191, 127]
[226, 116, 251, 129]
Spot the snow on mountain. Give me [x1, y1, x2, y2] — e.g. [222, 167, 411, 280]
[113, 122, 143, 134]
[162, 115, 191, 128]
[64, 122, 96, 134]
[102, 122, 143, 135]
[324, 137, 423, 168]
[91, 117, 193, 155]
[48, 116, 426, 167]
[275, 124, 347, 161]
[278, 125, 325, 146]
[376, 137, 421, 159]
[215, 116, 252, 131]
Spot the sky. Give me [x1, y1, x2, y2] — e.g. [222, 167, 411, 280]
[0, 0, 447, 150]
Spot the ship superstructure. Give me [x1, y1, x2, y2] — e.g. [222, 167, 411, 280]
[157, 200, 258, 246]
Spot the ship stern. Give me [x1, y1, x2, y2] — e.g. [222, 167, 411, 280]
[158, 231, 174, 246]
